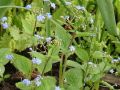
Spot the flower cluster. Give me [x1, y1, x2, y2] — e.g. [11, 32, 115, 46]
[111, 57, 120, 63]
[0, 16, 9, 29]
[5, 54, 14, 60]
[65, 1, 72, 6]
[25, 4, 32, 10]
[32, 58, 42, 65]
[75, 5, 85, 11]
[34, 34, 44, 40]
[22, 79, 31, 86]
[46, 37, 52, 43]
[34, 75, 42, 86]
[69, 45, 75, 52]
[37, 13, 52, 22]
[55, 86, 61, 90]
[109, 69, 114, 74]
[50, 3, 56, 9]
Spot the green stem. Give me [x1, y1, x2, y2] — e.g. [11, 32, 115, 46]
[0, 6, 25, 9]
[59, 53, 64, 87]
[41, 56, 51, 76]
[101, 80, 114, 90]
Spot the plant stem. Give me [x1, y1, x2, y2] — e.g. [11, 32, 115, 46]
[41, 56, 51, 76]
[101, 80, 114, 90]
[59, 53, 64, 87]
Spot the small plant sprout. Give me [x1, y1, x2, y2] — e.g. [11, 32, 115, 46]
[25, 4, 32, 10]
[1, 22, 9, 29]
[55, 86, 61, 90]
[22, 79, 31, 86]
[69, 45, 75, 52]
[65, 2, 72, 6]
[75, 5, 85, 11]
[1, 16, 7, 22]
[32, 58, 42, 65]
[46, 13, 52, 19]
[46, 37, 52, 43]
[37, 15, 45, 22]
[50, 3, 56, 9]
[5, 54, 14, 60]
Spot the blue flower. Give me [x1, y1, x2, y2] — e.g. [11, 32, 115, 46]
[22, 79, 31, 86]
[2, 22, 9, 29]
[32, 58, 42, 65]
[69, 45, 75, 52]
[46, 37, 52, 43]
[34, 75, 42, 87]
[75, 6, 85, 11]
[50, 3, 56, 9]
[5, 54, 14, 60]
[46, 13, 52, 19]
[37, 15, 45, 22]
[25, 4, 32, 10]
[55, 86, 61, 90]
[1, 17, 7, 22]
[65, 2, 72, 6]
[34, 34, 44, 40]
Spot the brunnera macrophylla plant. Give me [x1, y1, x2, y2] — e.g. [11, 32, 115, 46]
[0, 0, 120, 90]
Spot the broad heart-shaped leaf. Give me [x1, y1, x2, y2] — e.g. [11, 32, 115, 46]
[0, 0, 13, 18]
[75, 46, 89, 62]
[51, 19, 71, 52]
[92, 51, 104, 59]
[65, 85, 80, 90]
[0, 64, 5, 77]
[65, 68, 83, 89]
[36, 76, 56, 90]
[0, 48, 11, 65]
[66, 60, 82, 68]
[12, 54, 32, 77]
[16, 76, 56, 90]
[96, 0, 118, 36]
[16, 82, 33, 90]
[22, 13, 35, 35]
[30, 51, 52, 73]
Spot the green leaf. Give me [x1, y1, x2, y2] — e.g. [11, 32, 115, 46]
[30, 51, 52, 73]
[12, 54, 32, 77]
[22, 13, 35, 35]
[92, 51, 104, 59]
[0, 48, 10, 65]
[16, 76, 56, 90]
[0, 0, 13, 18]
[75, 46, 89, 62]
[65, 68, 83, 88]
[96, 0, 117, 36]
[36, 76, 56, 90]
[0, 64, 5, 77]
[0, 33, 12, 48]
[66, 85, 80, 90]
[16, 82, 33, 90]
[10, 26, 20, 40]
[51, 19, 71, 51]
[66, 60, 82, 68]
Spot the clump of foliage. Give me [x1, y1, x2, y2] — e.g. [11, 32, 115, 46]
[0, 0, 120, 90]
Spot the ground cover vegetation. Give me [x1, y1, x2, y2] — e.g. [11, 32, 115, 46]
[0, 0, 120, 90]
